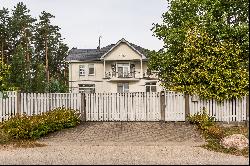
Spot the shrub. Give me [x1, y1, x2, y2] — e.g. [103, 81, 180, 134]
[0, 107, 80, 139]
[187, 108, 216, 130]
[204, 125, 225, 139]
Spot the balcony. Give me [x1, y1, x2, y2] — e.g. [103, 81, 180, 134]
[104, 71, 140, 81]
[143, 71, 159, 80]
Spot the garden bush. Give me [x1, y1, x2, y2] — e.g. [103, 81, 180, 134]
[187, 108, 216, 130]
[204, 125, 225, 139]
[0, 107, 80, 139]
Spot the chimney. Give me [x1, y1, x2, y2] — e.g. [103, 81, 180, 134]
[97, 36, 102, 50]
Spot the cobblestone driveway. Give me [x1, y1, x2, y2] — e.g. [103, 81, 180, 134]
[2, 122, 248, 165]
[39, 122, 205, 146]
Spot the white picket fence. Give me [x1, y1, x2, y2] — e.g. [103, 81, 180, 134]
[0, 91, 17, 122]
[0, 92, 81, 122]
[86, 92, 161, 121]
[164, 91, 185, 121]
[189, 96, 247, 122]
[0, 91, 248, 122]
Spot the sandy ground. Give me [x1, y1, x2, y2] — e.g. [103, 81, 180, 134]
[0, 122, 248, 165]
[0, 144, 248, 165]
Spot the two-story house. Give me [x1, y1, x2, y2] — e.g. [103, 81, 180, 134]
[65, 38, 163, 93]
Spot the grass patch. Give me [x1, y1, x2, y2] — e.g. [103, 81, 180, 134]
[202, 125, 249, 157]
[188, 110, 249, 157]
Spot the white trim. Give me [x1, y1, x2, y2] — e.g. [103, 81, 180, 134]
[79, 64, 86, 76]
[100, 38, 147, 60]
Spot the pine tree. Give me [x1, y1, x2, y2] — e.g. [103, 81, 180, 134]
[0, 8, 10, 64]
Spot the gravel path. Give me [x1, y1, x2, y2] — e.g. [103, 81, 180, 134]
[0, 122, 248, 165]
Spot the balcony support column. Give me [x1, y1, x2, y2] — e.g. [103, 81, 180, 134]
[103, 59, 106, 78]
[140, 59, 143, 78]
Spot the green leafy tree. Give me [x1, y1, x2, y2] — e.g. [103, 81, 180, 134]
[149, 0, 249, 100]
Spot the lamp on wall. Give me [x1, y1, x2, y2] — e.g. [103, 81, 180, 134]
[111, 64, 116, 72]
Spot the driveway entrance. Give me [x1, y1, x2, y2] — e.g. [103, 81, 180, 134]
[39, 122, 205, 146]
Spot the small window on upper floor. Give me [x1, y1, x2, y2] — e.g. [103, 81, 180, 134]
[88, 64, 95, 75]
[79, 65, 85, 76]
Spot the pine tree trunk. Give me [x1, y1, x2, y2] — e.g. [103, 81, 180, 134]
[26, 41, 31, 89]
[1, 42, 4, 64]
[45, 38, 49, 83]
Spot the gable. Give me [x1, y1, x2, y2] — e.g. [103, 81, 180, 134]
[103, 42, 142, 60]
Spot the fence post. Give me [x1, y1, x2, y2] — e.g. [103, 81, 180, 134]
[81, 93, 86, 121]
[160, 91, 166, 121]
[16, 91, 21, 115]
[246, 96, 249, 127]
[185, 93, 190, 121]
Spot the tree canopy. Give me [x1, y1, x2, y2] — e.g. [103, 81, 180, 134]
[149, 0, 249, 100]
[0, 2, 69, 92]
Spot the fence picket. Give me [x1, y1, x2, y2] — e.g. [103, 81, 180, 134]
[0, 91, 248, 122]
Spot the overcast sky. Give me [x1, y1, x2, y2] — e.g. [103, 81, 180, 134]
[0, 0, 167, 50]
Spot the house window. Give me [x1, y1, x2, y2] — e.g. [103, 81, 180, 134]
[117, 83, 129, 93]
[145, 82, 157, 92]
[88, 64, 95, 75]
[79, 65, 85, 76]
[79, 84, 95, 93]
[79, 64, 95, 76]
[117, 63, 130, 77]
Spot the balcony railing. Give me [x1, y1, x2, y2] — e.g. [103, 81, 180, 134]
[105, 71, 136, 78]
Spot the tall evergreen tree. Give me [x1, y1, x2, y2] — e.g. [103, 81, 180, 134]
[9, 45, 30, 91]
[0, 8, 10, 64]
[1, 3, 69, 92]
[34, 11, 68, 85]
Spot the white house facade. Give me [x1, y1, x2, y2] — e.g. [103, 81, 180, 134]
[65, 38, 163, 93]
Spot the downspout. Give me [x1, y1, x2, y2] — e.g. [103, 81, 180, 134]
[140, 59, 143, 78]
[70, 59, 72, 93]
[103, 59, 106, 78]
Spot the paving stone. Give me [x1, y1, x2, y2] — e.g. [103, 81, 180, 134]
[39, 122, 205, 146]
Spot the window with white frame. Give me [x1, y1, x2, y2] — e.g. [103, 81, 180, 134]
[117, 83, 129, 93]
[145, 82, 157, 92]
[79, 65, 85, 76]
[88, 64, 95, 75]
[79, 84, 95, 93]
[79, 64, 95, 76]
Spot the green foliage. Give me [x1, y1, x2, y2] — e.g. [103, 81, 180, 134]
[33, 11, 69, 86]
[0, 59, 11, 91]
[0, 107, 80, 139]
[0, 3, 69, 93]
[187, 108, 216, 130]
[0, 129, 10, 144]
[149, 0, 249, 101]
[31, 63, 47, 93]
[188, 108, 248, 157]
[9, 45, 31, 92]
[202, 126, 249, 157]
[46, 77, 68, 93]
[203, 125, 225, 140]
